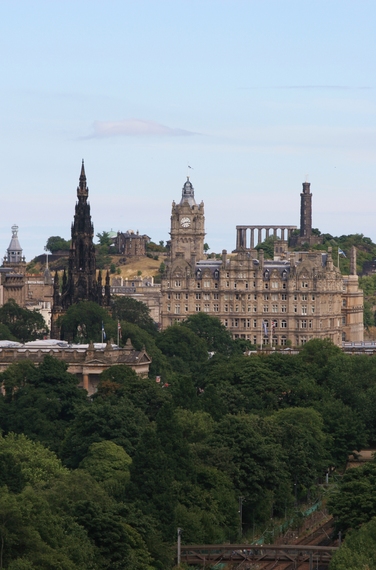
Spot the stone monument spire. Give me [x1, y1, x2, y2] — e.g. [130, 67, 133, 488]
[300, 182, 312, 239]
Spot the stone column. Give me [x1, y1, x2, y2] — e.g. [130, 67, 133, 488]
[236, 228, 240, 249]
[273, 228, 277, 238]
[266, 228, 270, 239]
[83, 373, 89, 392]
[281, 228, 285, 240]
[250, 229, 254, 249]
[258, 228, 262, 245]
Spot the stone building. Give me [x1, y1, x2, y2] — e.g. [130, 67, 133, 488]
[0, 226, 54, 327]
[115, 230, 150, 257]
[160, 179, 363, 346]
[51, 161, 111, 337]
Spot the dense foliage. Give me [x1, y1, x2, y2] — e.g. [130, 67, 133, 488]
[0, 307, 375, 568]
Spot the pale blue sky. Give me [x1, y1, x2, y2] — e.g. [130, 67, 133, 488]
[1, 0, 375, 260]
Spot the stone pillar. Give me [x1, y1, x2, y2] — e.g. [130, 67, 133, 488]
[251, 229, 254, 249]
[273, 228, 277, 238]
[236, 228, 240, 249]
[266, 228, 270, 239]
[258, 228, 262, 245]
[281, 228, 285, 240]
[350, 246, 357, 275]
[83, 373, 89, 392]
[243, 228, 247, 249]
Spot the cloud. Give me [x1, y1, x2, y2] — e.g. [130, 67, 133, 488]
[88, 119, 197, 138]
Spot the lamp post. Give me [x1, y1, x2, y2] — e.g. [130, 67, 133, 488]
[238, 496, 244, 540]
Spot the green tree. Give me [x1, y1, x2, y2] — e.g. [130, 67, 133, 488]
[96, 231, 112, 247]
[156, 324, 208, 376]
[329, 517, 376, 570]
[46, 236, 70, 253]
[59, 301, 114, 343]
[0, 356, 88, 452]
[328, 461, 376, 535]
[112, 297, 157, 336]
[0, 300, 48, 342]
[181, 312, 236, 354]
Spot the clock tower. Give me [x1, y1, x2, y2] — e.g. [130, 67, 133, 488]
[170, 177, 205, 262]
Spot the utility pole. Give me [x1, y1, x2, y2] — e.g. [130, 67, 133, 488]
[238, 496, 244, 540]
[177, 527, 182, 566]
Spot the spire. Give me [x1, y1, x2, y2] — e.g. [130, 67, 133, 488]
[7, 224, 23, 263]
[77, 159, 88, 198]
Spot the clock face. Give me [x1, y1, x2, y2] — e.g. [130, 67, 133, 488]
[180, 217, 191, 228]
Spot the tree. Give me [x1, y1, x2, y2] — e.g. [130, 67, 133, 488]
[328, 461, 376, 535]
[96, 231, 112, 247]
[329, 517, 376, 570]
[156, 324, 208, 375]
[112, 297, 157, 337]
[181, 312, 236, 354]
[0, 357, 88, 452]
[0, 300, 48, 342]
[46, 236, 70, 253]
[59, 301, 115, 343]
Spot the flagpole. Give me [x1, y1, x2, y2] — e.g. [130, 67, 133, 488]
[117, 321, 120, 346]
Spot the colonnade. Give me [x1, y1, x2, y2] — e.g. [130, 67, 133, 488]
[235, 225, 297, 250]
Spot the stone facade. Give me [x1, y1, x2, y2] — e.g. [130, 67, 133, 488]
[0, 338, 151, 397]
[161, 179, 364, 347]
[115, 230, 150, 257]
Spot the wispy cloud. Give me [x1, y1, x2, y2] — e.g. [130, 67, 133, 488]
[240, 85, 372, 90]
[87, 119, 197, 138]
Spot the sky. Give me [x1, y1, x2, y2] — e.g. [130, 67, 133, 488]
[1, 0, 376, 260]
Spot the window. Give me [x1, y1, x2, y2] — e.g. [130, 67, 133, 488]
[235, 305, 239, 312]
[204, 293, 210, 300]
[175, 293, 181, 300]
[342, 299, 347, 307]
[195, 304, 201, 312]
[281, 294, 287, 301]
[281, 320, 287, 328]
[253, 306, 257, 312]
[174, 280, 181, 287]
[175, 305, 180, 314]
[247, 305, 251, 312]
[235, 293, 240, 300]
[204, 280, 210, 288]
[264, 283, 269, 289]
[246, 319, 251, 328]
[196, 293, 201, 300]
[272, 281, 278, 289]
[281, 304, 287, 313]
[294, 306, 297, 313]
[226, 281, 230, 287]
[167, 304, 171, 312]
[204, 303, 210, 312]
[311, 305, 315, 314]
[254, 294, 257, 300]
[233, 319, 239, 327]
[213, 303, 219, 312]
[282, 283, 286, 289]
[197, 282, 201, 289]
[272, 294, 278, 301]
[342, 316, 346, 325]
[225, 304, 229, 312]
[311, 294, 315, 301]
[213, 293, 219, 299]
[185, 293, 189, 300]
[167, 293, 171, 300]
[263, 293, 269, 300]
[272, 304, 278, 313]
[234, 283, 237, 289]
[294, 294, 298, 301]
[280, 335, 287, 346]
[226, 272, 230, 278]
[301, 305, 307, 315]
[224, 319, 228, 327]
[309, 320, 313, 328]
[214, 282, 218, 289]
[185, 305, 189, 312]
[301, 320, 307, 328]
[301, 294, 308, 301]
[253, 319, 257, 328]
[263, 305, 269, 313]
[301, 281, 308, 288]
[245, 283, 249, 289]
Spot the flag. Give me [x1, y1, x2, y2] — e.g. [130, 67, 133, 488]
[102, 321, 106, 341]
[263, 320, 268, 337]
[117, 320, 122, 339]
[338, 248, 346, 257]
